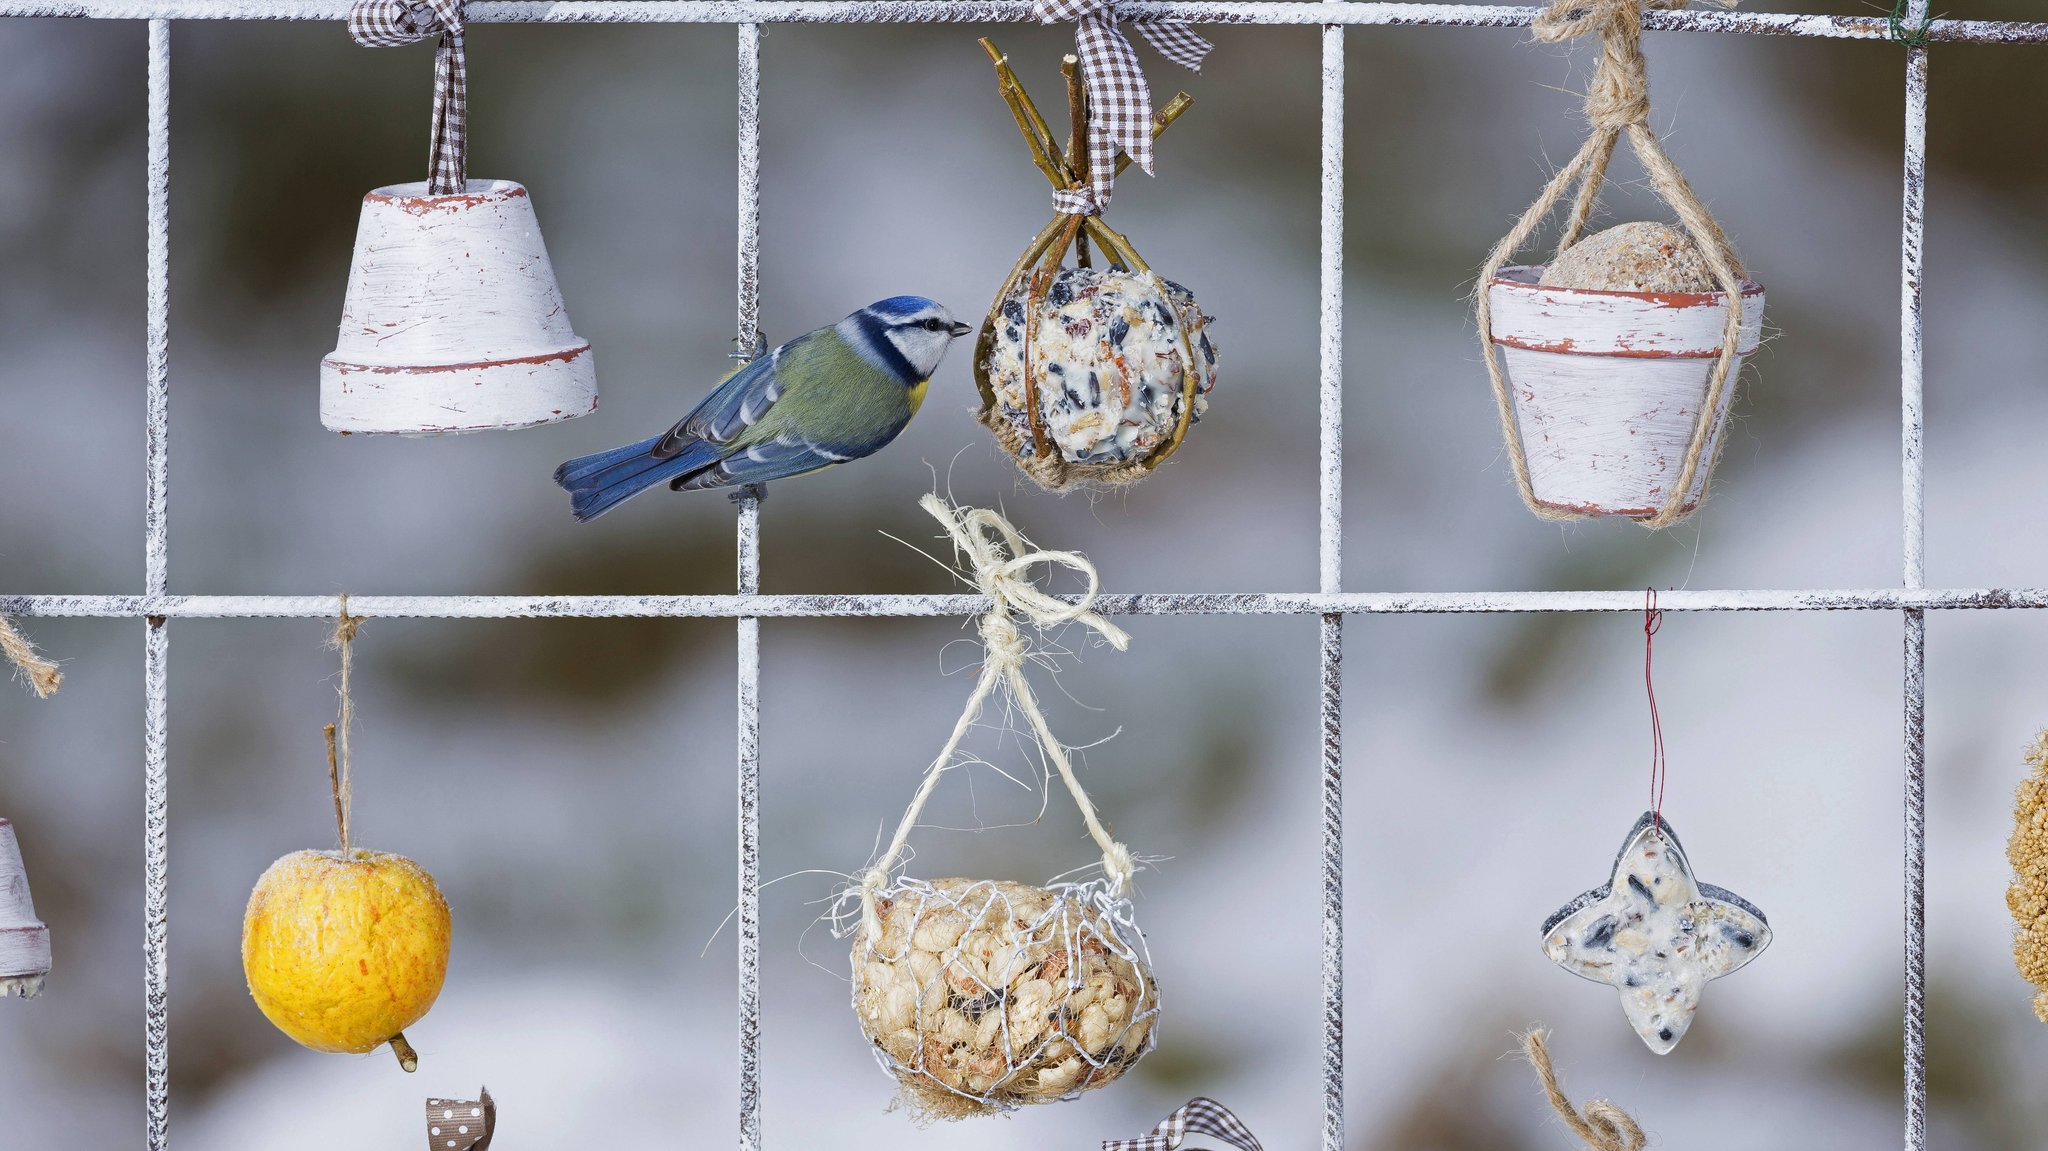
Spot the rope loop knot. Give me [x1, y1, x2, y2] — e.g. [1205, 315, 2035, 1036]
[855, 496, 1137, 941]
[1524, 1029, 1647, 1151]
[1532, 0, 1689, 130]
[349, 0, 469, 194]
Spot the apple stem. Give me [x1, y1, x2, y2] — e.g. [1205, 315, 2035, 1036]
[388, 1032, 418, 1072]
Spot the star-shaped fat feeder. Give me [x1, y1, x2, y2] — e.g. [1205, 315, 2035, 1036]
[1541, 811, 1771, 1054]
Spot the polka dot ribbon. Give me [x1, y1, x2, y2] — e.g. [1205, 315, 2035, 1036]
[1035, 0, 1210, 214]
[424, 1087, 495, 1151]
[1104, 1097, 1265, 1151]
[349, 0, 468, 195]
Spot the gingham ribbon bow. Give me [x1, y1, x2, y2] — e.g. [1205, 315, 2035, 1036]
[349, 0, 468, 194]
[1035, 0, 1210, 214]
[1105, 1097, 1264, 1151]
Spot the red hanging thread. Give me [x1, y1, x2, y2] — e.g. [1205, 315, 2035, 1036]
[1644, 587, 1666, 833]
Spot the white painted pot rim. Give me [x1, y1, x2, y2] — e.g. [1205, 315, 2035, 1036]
[1490, 264, 1765, 360]
[322, 341, 593, 374]
[1492, 263, 1764, 301]
[363, 178, 528, 205]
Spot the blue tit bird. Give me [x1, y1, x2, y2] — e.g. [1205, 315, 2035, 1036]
[554, 296, 973, 521]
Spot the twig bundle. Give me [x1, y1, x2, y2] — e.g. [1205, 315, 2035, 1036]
[973, 41, 1218, 491]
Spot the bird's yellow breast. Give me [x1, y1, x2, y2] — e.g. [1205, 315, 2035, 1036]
[907, 378, 930, 411]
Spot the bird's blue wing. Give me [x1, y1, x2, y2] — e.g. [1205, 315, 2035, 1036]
[671, 431, 865, 491]
[652, 347, 787, 459]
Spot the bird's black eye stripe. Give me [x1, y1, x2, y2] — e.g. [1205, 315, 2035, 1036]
[922, 318, 946, 332]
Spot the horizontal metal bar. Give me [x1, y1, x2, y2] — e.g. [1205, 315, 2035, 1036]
[5, 0, 2045, 42]
[3, 588, 2047, 619]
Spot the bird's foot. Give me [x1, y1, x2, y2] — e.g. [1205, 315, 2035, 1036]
[729, 483, 768, 505]
[730, 331, 769, 363]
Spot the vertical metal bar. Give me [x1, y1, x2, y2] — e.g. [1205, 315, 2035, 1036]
[735, 21, 765, 1151]
[1901, 607, 1926, 1151]
[1899, 10, 1930, 1150]
[143, 19, 171, 1151]
[1316, 25, 1345, 1151]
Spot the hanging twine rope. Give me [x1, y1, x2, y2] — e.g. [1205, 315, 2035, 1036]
[1475, 0, 1747, 530]
[1523, 1029, 1647, 1151]
[349, 0, 468, 194]
[0, 613, 61, 699]
[325, 596, 362, 855]
[858, 494, 1135, 942]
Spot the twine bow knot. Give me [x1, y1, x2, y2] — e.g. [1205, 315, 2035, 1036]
[1035, 0, 1210, 214]
[349, 0, 468, 194]
[856, 495, 1135, 941]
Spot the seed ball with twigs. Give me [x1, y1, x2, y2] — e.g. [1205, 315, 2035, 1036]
[978, 268, 1218, 490]
[851, 877, 1159, 1122]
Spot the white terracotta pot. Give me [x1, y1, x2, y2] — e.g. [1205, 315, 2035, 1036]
[0, 818, 50, 999]
[1487, 265, 1765, 519]
[321, 180, 597, 436]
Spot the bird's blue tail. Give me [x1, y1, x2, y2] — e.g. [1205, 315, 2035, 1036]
[554, 435, 718, 522]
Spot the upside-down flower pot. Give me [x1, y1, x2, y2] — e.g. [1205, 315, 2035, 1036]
[0, 818, 51, 999]
[321, 180, 596, 436]
[1487, 265, 1765, 519]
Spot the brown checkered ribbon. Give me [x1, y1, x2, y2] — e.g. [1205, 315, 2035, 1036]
[1035, 0, 1210, 214]
[1105, 1097, 1264, 1151]
[349, 0, 468, 194]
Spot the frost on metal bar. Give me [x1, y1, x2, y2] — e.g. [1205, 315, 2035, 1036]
[142, 20, 172, 1151]
[12, 0, 2048, 41]
[735, 22, 766, 1151]
[1316, 25, 1345, 1151]
[5, 588, 2048, 619]
[1898, 6, 1932, 1148]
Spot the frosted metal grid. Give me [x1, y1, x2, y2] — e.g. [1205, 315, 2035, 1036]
[0, 3, 2044, 1149]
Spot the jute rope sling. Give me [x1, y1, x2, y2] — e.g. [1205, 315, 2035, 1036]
[1476, 0, 1747, 530]
[0, 614, 61, 699]
[1523, 1029, 1647, 1151]
[858, 494, 1136, 942]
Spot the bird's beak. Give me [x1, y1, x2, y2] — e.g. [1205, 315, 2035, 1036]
[948, 321, 973, 338]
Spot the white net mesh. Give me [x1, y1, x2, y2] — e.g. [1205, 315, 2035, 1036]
[850, 876, 1159, 1121]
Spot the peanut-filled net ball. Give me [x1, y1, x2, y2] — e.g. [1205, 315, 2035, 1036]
[840, 495, 1159, 1121]
[853, 877, 1158, 1120]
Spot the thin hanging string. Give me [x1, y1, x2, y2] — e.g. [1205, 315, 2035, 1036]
[859, 494, 1135, 941]
[1644, 587, 1665, 832]
[1473, 0, 1748, 530]
[1522, 1029, 1647, 1151]
[326, 595, 362, 856]
[0, 613, 62, 699]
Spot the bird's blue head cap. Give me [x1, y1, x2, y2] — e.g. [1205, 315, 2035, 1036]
[841, 296, 973, 383]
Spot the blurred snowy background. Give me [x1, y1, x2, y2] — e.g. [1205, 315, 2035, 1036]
[3, 2, 2048, 1148]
